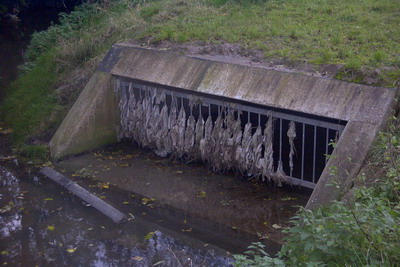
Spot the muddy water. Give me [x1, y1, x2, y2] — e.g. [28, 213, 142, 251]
[57, 144, 310, 251]
[0, 161, 233, 266]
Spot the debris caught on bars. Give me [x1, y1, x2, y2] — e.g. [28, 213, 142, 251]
[117, 80, 297, 186]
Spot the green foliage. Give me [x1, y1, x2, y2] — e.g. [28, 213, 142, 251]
[1, 51, 58, 144]
[19, 144, 49, 163]
[235, 117, 400, 266]
[233, 242, 284, 266]
[26, 3, 101, 62]
[280, 199, 400, 265]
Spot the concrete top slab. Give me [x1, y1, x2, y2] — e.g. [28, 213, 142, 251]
[105, 44, 397, 125]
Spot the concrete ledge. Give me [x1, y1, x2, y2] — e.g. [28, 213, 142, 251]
[110, 45, 396, 125]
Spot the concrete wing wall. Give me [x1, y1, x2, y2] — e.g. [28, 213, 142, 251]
[49, 72, 119, 159]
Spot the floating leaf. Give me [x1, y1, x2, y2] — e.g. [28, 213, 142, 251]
[1, 250, 9, 255]
[175, 170, 183, 174]
[66, 248, 76, 253]
[181, 228, 192, 232]
[44, 198, 54, 201]
[132, 256, 143, 261]
[197, 191, 207, 198]
[144, 231, 155, 241]
[281, 197, 297, 201]
[153, 260, 165, 266]
[122, 201, 130, 205]
[102, 185, 109, 189]
[231, 226, 237, 230]
[117, 163, 129, 167]
[142, 198, 155, 206]
[47, 225, 55, 231]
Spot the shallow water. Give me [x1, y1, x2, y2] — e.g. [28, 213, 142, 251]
[0, 163, 233, 266]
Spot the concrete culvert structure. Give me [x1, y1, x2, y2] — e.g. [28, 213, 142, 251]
[49, 43, 398, 209]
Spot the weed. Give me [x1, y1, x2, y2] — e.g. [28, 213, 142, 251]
[18, 144, 49, 163]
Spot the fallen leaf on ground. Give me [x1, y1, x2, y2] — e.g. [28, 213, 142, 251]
[257, 232, 269, 240]
[0, 128, 13, 134]
[47, 225, 55, 231]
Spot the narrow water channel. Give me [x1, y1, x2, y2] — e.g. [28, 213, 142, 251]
[0, 160, 233, 266]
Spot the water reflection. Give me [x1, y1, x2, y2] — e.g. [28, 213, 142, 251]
[0, 166, 232, 266]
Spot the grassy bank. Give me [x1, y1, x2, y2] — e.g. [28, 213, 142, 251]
[2, 0, 399, 145]
[0, 0, 399, 264]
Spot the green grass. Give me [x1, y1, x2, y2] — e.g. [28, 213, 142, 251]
[1, 51, 58, 144]
[1, 0, 400, 146]
[142, 0, 400, 70]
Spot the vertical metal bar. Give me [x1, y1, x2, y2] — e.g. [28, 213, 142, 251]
[325, 128, 329, 163]
[248, 111, 250, 123]
[312, 125, 317, 183]
[258, 113, 261, 127]
[301, 123, 305, 180]
[279, 118, 283, 162]
[209, 104, 211, 118]
[180, 97, 183, 111]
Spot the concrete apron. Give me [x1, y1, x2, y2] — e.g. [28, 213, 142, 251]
[49, 44, 398, 209]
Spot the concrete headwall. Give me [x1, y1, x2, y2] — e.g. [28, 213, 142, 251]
[50, 44, 398, 208]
